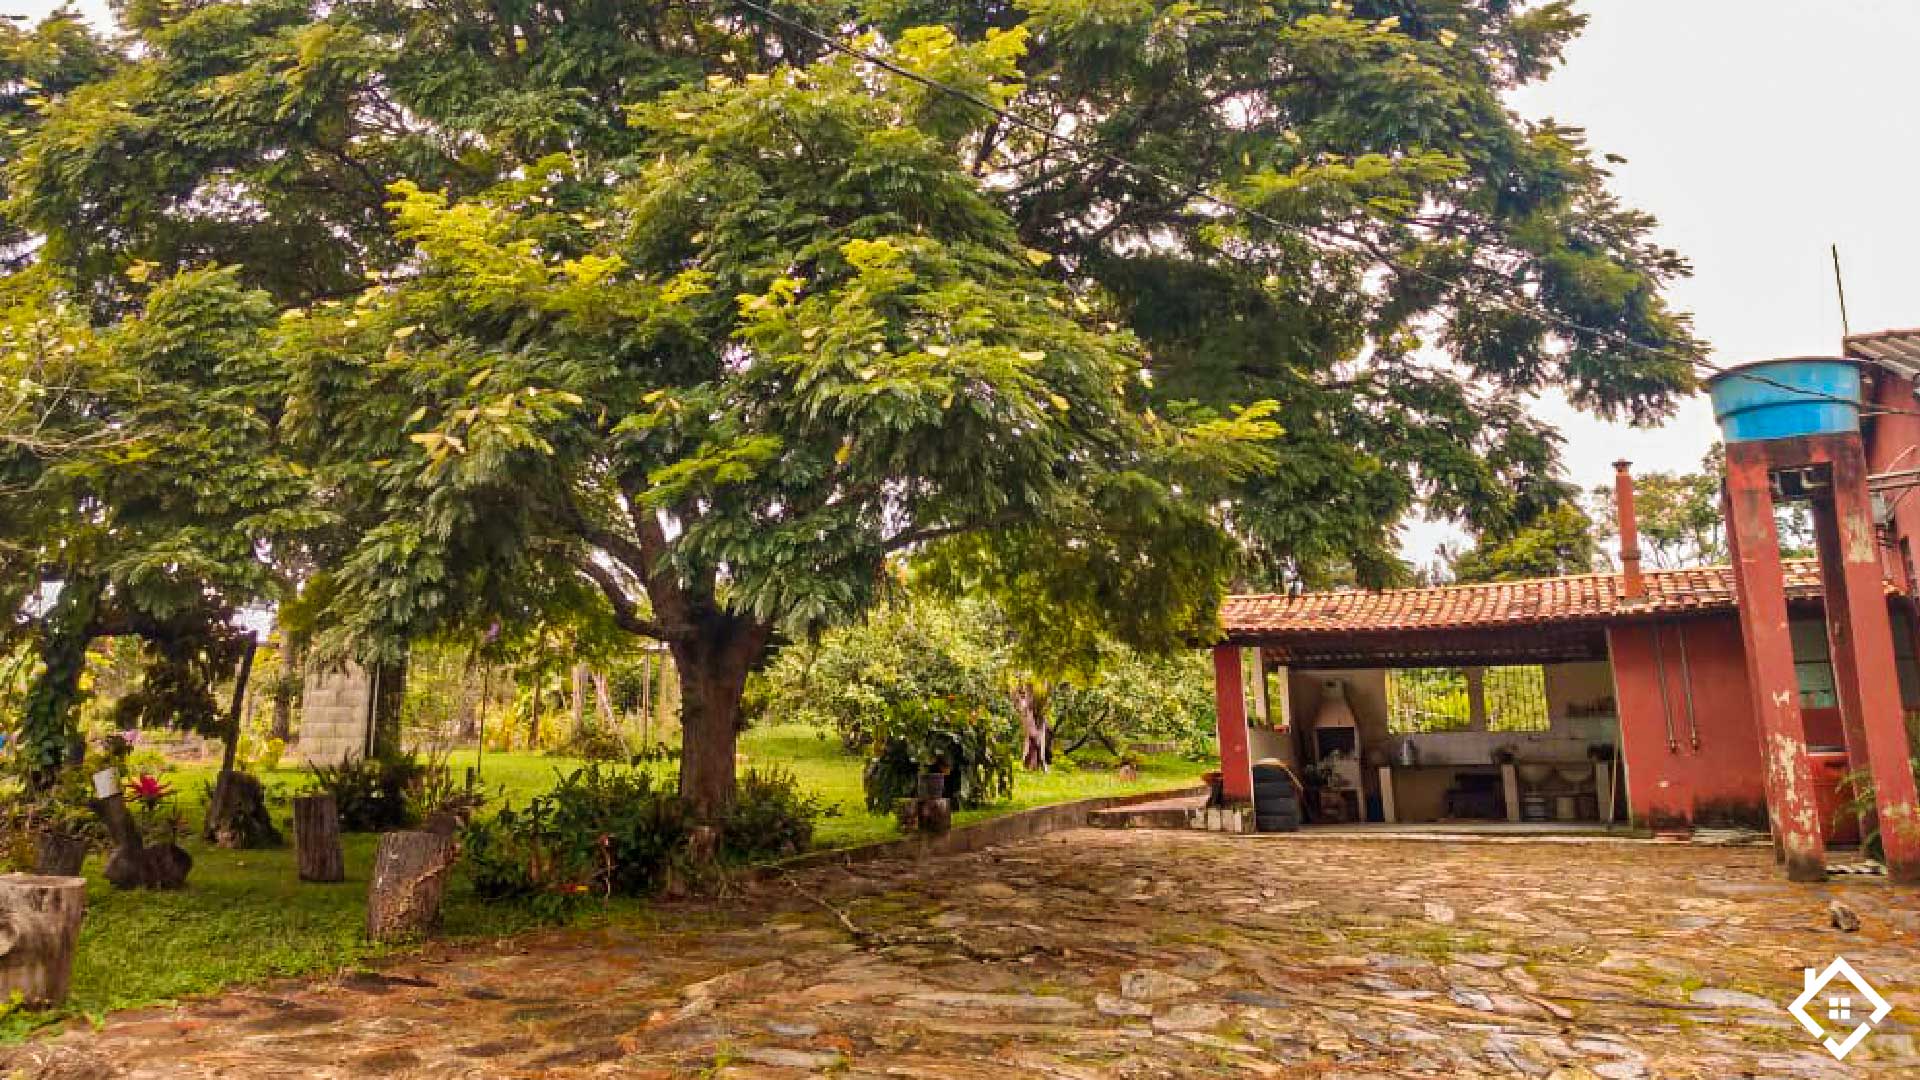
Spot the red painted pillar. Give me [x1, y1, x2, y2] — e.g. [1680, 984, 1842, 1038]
[1724, 444, 1828, 881]
[1821, 443, 1920, 882]
[1212, 645, 1254, 803]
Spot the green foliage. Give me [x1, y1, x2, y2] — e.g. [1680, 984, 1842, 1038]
[1836, 761, 1920, 865]
[722, 768, 832, 863]
[860, 696, 1015, 813]
[1386, 668, 1473, 733]
[304, 752, 424, 833]
[4, 0, 1699, 812]
[1448, 503, 1602, 583]
[0, 763, 106, 870]
[1587, 445, 1810, 568]
[766, 596, 1005, 750]
[1048, 649, 1217, 760]
[461, 763, 690, 914]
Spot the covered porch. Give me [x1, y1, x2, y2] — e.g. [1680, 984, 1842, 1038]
[1212, 619, 1626, 829]
[1208, 561, 1883, 838]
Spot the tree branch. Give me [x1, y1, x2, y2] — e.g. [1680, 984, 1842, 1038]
[569, 554, 683, 640]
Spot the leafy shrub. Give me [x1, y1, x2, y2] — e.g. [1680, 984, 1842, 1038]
[462, 764, 690, 909]
[0, 766, 106, 871]
[1049, 650, 1216, 761]
[764, 597, 1005, 751]
[1837, 760, 1920, 863]
[404, 746, 492, 826]
[305, 752, 425, 832]
[124, 747, 173, 776]
[237, 734, 286, 772]
[861, 696, 1014, 813]
[722, 768, 830, 862]
[563, 727, 631, 762]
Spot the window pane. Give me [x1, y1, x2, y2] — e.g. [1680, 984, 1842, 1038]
[1796, 661, 1837, 709]
[1386, 668, 1472, 733]
[1483, 666, 1550, 732]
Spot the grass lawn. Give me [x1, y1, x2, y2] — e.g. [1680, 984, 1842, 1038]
[10, 724, 1202, 1036]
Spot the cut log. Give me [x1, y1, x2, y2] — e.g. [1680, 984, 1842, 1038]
[34, 835, 88, 878]
[292, 794, 345, 883]
[364, 830, 456, 942]
[0, 874, 86, 1006]
[92, 794, 191, 890]
[203, 771, 283, 849]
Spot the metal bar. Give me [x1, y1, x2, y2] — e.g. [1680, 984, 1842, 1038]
[1867, 467, 1920, 494]
[1651, 624, 1678, 753]
[1674, 623, 1701, 750]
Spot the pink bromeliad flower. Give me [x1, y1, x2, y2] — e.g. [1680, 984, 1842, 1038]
[125, 774, 173, 811]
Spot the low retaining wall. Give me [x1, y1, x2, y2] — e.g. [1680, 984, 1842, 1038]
[764, 784, 1208, 875]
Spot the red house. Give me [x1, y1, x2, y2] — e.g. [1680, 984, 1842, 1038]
[1209, 331, 1920, 864]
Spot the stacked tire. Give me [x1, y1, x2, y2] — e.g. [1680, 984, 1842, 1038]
[1251, 762, 1301, 832]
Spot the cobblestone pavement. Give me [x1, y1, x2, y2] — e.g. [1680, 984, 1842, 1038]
[8, 830, 1920, 1078]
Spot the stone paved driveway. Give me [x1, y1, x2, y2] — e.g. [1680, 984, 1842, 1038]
[8, 830, 1919, 1078]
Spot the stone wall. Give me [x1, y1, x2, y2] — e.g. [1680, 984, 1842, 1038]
[297, 663, 373, 767]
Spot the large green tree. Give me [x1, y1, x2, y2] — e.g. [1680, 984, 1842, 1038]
[0, 265, 309, 780]
[7, 0, 1700, 811]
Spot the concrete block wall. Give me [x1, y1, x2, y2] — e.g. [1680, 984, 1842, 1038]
[297, 663, 373, 767]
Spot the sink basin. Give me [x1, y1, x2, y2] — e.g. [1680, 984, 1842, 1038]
[1516, 763, 1555, 785]
[1557, 763, 1595, 785]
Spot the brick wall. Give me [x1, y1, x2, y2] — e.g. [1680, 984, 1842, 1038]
[296, 663, 373, 767]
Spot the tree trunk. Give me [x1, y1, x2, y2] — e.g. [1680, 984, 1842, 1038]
[21, 577, 103, 791]
[1013, 680, 1052, 771]
[365, 830, 455, 941]
[368, 657, 407, 760]
[0, 874, 87, 1006]
[571, 662, 588, 735]
[592, 671, 616, 728]
[672, 622, 770, 820]
[270, 638, 304, 741]
[293, 795, 345, 883]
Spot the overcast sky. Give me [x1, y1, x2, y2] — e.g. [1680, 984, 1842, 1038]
[13, 1, 1920, 565]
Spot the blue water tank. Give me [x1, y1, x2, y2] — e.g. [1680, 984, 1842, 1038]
[1706, 358, 1861, 443]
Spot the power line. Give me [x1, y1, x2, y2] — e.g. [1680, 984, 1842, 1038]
[726, 0, 1919, 420]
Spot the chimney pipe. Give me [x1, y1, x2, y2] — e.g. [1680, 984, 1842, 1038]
[1614, 460, 1645, 599]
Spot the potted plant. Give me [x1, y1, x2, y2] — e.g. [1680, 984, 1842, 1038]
[22, 767, 107, 876]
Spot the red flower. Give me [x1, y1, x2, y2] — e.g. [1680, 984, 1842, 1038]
[126, 774, 174, 810]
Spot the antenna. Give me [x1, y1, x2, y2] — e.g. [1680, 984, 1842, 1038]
[1831, 243, 1852, 340]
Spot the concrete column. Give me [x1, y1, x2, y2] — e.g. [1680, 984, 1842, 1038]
[1212, 645, 1254, 804]
[1819, 443, 1920, 882]
[1724, 444, 1827, 881]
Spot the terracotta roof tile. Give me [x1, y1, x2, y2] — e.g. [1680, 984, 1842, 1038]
[1222, 561, 1829, 638]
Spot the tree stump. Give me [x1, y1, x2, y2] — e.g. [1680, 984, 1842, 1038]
[0, 874, 86, 1006]
[293, 794, 345, 883]
[92, 795, 190, 890]
[204, 771, 283, 849]
[34, 835, 88, 878]
[365, 830, 456, 942]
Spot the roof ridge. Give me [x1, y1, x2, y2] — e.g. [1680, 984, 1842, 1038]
[1225, 558, 1821, 603]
